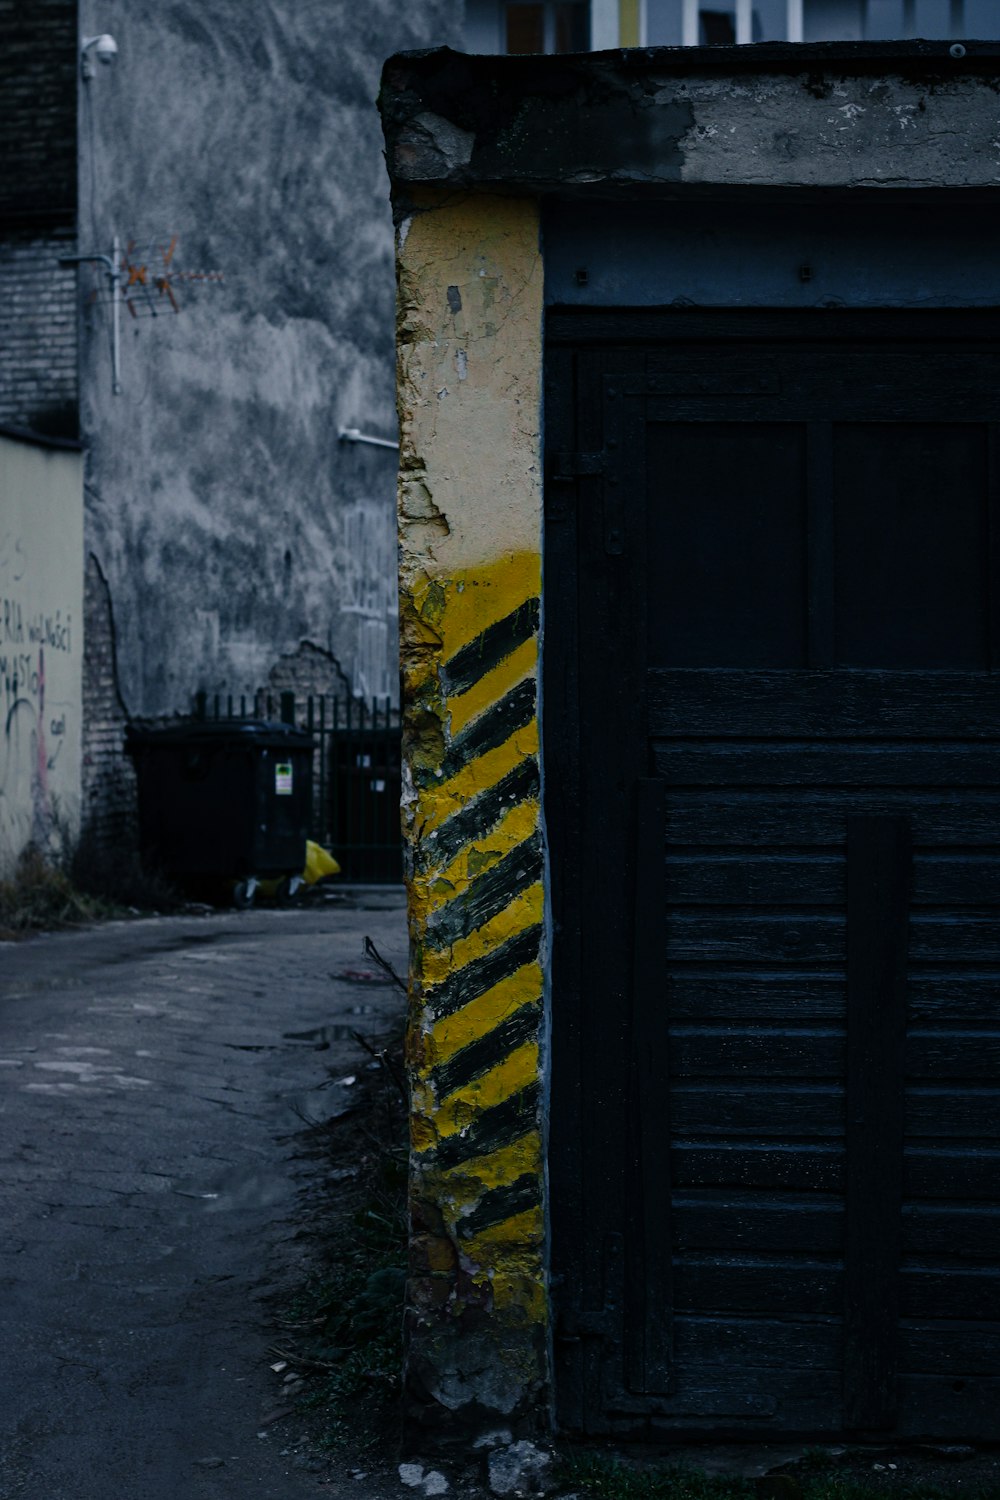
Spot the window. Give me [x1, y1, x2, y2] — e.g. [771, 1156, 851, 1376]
[463, 0, 997, 53]
[645, 0, 995, 46]
[465, 0, 591, 52]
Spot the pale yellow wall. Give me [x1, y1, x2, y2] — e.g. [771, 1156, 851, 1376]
[395, 193, 549, 1415]
[0, 435, 85, 875]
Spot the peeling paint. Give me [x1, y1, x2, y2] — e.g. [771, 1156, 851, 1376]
[394, 193, 546, 1428]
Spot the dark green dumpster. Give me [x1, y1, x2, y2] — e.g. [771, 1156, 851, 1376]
[126, 719, 313, 905]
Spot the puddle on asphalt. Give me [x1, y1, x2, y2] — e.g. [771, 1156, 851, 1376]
[282, 1020, 370, 1045]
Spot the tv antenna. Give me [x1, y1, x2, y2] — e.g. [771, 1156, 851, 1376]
[59, 232, 223, 394]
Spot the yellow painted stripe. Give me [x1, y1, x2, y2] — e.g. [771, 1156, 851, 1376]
[462, 1204, 544, 1251]
[419, 553, 541, 661]
[429, 963, 543, 1067]
[411, 1112, 439, 1153]
[416, 1040, 539, 1132]
[416, 720, 540, 835]
[415, 731, 538, 837]
[489, 1271, 548, 1321]
[420, 881, 544, 987]
[417, 798, 540, 914]
[447, 639, 537, 738]
[440, 1129, 543, 1189]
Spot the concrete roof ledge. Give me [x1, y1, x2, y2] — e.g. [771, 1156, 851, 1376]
[379, 43, 1000, 198]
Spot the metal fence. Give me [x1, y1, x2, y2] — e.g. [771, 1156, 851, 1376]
[194, 690, 402, 883]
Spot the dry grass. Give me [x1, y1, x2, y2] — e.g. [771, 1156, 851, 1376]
[0, 845, 110, 938]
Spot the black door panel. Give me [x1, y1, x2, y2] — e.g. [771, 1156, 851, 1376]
[546, 316, 1000, 1439]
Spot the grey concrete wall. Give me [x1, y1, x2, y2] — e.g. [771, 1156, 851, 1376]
[77, 0, 463, 723]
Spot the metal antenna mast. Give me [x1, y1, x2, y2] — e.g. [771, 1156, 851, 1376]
[60, 235, 123, 394]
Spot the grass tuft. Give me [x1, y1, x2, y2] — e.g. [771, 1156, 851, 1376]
[276, 1020, 408, 1450]
[0, 845, 112, 936]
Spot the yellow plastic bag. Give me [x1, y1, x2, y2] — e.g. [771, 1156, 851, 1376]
[303, 839, 340, 886]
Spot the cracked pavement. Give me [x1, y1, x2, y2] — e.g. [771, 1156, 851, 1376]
[0, 896, 408, 1499]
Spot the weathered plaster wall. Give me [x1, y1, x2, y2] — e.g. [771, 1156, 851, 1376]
[395, 193, 548, 1428]
[77, 0, 463, 727]
[0, 433, 84, 874]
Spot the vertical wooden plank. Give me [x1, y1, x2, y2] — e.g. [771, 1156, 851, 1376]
[844, 814, 912, 1431]
[578, 350, 633, 1426]
[988, 425, 1000, 672]
[626, 776, 672, 1394]
[544, 340, 588, 1432]
[807, 422, 835, 669]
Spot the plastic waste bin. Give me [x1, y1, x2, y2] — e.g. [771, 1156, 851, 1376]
[126, 719, 313, 904]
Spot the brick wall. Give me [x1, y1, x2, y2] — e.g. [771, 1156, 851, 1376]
[80, 552, 136, 852]
[0, 229, 79, 435]
[0, 0, 78, 436]
[0, 0, 77, 222]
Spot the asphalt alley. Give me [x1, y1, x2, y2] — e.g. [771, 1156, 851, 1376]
[0, 897, 407, 1500]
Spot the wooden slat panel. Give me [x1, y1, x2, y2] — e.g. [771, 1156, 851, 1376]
[670, 1027, 843, 1078]
[667, 1027, 1000, 1080]
[902, 1269, 1000, 1321]
[666, 914, 1000, 963]
[672, 1084, 843, 1137]
[671, 1141, 844, 1191]
[665, 852, 1000, 906]
[903, 1204, 1000, 1259]
[649, 669, 1000, 739]
[668, 975, 844, 1021]
[908, 1031, 1000, 1078]
[896, 1374, 1000, 1441]
[907, 1087, 1000, 1139]
[670, 1143, 1000, 1198]
[666, 854, 843, 905]
[664, 791, 1000, 846]
[606, 1365, 843, 1428]
[673, 1315, 841, 1371]
[667, 914, 843, 963]
[667, 975, 1000, 1024]
[656, 741, 1000, 787]
[675, 1261, 1000, 1322]
[675, 1258, 840, 1317]
[672, 1192, 843, 1254]
[900, 1322, 1000, 1376]
[906, 1148, 1000, 1200]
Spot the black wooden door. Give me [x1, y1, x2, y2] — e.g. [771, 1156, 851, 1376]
[546, 311, 1000, 1441]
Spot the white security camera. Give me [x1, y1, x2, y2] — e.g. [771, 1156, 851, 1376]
[81, 34, 118, 76]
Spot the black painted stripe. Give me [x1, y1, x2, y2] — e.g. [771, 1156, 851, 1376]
[458, 1173, 541, 1239]
[424, 677, 537, 786]
[423, 923, 543, 1022]
[429, 999, 542, 1102]
[433, 1082, 541, 1170]
[416, 757, 540, 874]
[440, 598, 540, 699]
[424, 832, 543, 951]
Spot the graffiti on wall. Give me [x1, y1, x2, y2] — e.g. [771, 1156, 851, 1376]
[0, 523, 77, 862]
